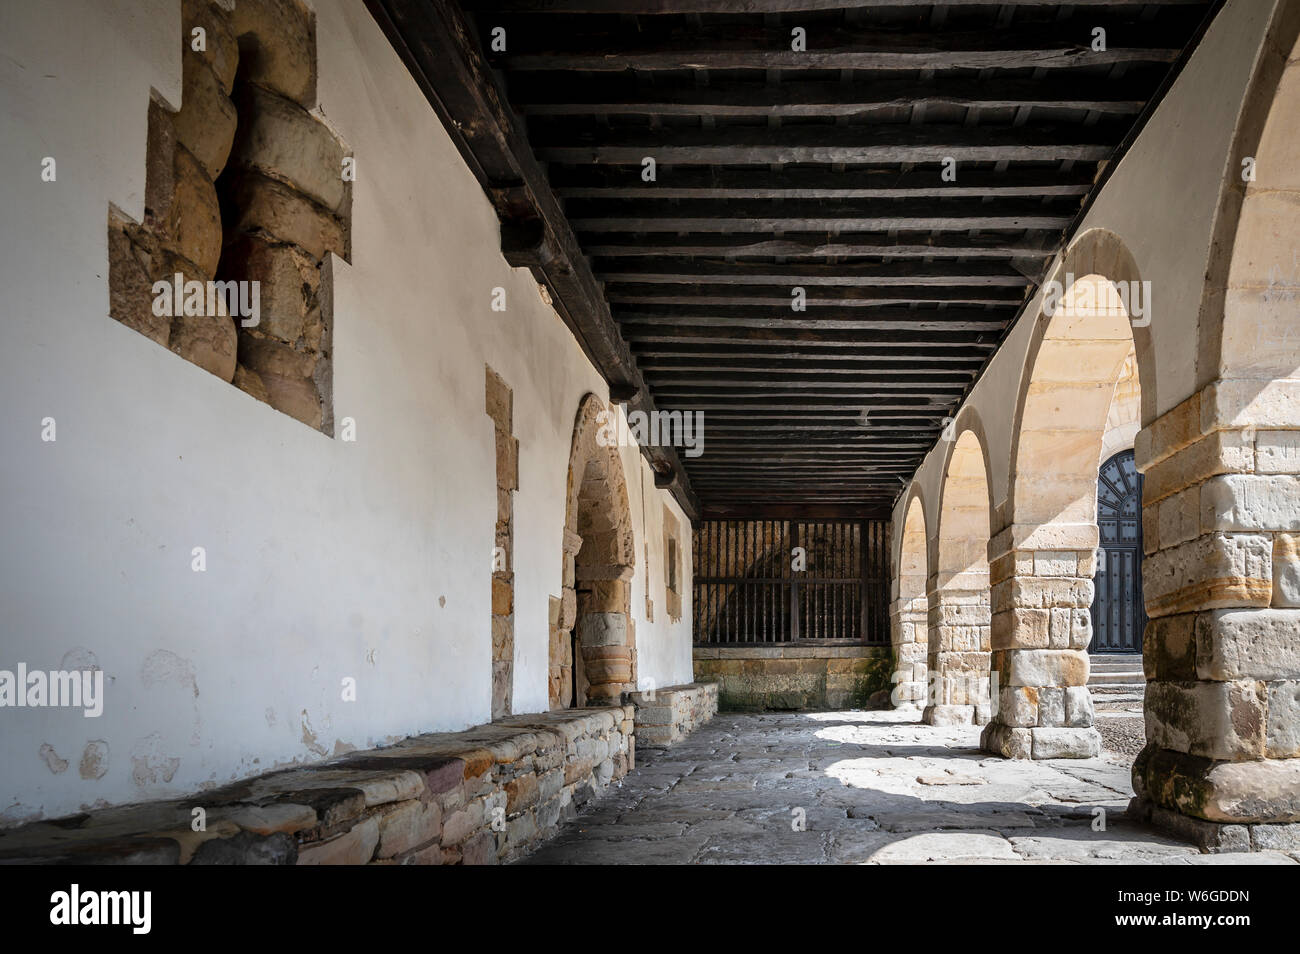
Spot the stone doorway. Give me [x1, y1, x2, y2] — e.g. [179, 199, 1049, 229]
[550, 394, 637, 709]
[1091, 450, 1146, 654]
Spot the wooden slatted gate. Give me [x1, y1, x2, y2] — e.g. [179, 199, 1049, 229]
[693, 519, 890, 645]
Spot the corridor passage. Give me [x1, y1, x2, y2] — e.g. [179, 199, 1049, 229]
[523, 712, 1298, 866]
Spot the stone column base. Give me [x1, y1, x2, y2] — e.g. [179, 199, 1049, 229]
[923, 703, 992, 726]
[1129, 796, 1300, 853]
[891, 677, 927, 711]
[981, 722, 1100, 759]
[1133, 744, 1300, 823]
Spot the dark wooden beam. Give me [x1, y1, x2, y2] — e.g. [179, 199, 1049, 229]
[608, 285, 1025, 307]
[519, 78, 1151, 120]
[597, 259, 1034, 286]
[365, 0, 699, 519]
[557, 166, 1098, 201]
[635, 350, 993, 365]
[620, 325, 1002, 345]
[639, 358, 980, 374]
[539, 125, 1117, 166]
[582, 233, 1057, 259]
[616, 306, 1011, 331]
[497, 23, 1187, 72]
[700, 503, 890, 522]
[472, 0, 1206, 12]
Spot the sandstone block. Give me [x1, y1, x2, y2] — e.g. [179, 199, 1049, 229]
[169, 310, 238, 382]
[495, 429, 518, 490]
[1145, 613, 1197, 681]
[220, 233, 321, 345]
[492, 577, 513, 616]
[485, 366, 512, 430]
[1137, 746, 1300, 823]
[1266, 681, 1300, 758]
[233, 363, 269, 403]
[1031, 726, 1100, 759]
[229, 172, 347, 260]
[297, 815, 378, 865]
[505, 772, 539, 815]
[1037, 686, 1065, 727]
[1064, 686, 1093, 727]
[174, 56, 237, 180]
[1004, 649, 1089, 687]
[229, 0, 316, 106]
[232, 86, 346, 212]
[440, 797, 485, 847]
[1143, 532, 1272, 616]
[981, 722, 1032, 759]
[1144, 679, 1266, 760]
[1202, 474, 1300, 533]
[237, 334, 324, 429]
[107, 219, 171, 346]
[1257, 430, 1300, 474]
[377, 800, 441, 859]
[183, 0, 238, 93]
[1273, 534, 1300, 607]
[998, 686, 1038, 727]
[164, 145, 223, 277]
[1195, 608, 1300, 680]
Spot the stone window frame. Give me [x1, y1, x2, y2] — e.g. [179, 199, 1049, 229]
[663, 505, 682, 623]
[107, 0, 352, 435]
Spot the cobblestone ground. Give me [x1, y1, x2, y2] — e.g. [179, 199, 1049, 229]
[521, 711, 1299, 865]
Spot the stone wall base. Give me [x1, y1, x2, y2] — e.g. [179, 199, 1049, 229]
[1129, 796, 1300, 853]
[981, 723, 1101, 759]
[629, 682, 719, 747]
[694, 645, 892, 710]
[0, 707, 633, 865]
[923, 703, 986, 726]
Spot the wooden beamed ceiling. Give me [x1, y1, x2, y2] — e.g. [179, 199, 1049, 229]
[367, 0, 1220, 520]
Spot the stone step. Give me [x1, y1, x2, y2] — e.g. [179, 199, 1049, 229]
[1092, 657, 1144, 670]
[1089, 685, 1147, 699]
[1088, 671, 1145, 686]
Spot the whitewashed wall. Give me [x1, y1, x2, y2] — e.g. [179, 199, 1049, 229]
[0, 0, 694, 826]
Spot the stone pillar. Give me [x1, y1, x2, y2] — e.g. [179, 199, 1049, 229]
[486, 367, 516, 719]
[889, 591, 927, 711]
[550, 529, 584, 708]
[576, 573, 634, 705]
[980, 529, 1100, 758]
[1129, 386, 1300, 850]
[923, 585, 992, 726]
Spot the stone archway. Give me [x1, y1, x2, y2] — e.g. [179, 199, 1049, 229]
[1132, 2, 1300, 845]
[550, 394, 637, 709]
[890, 491, 928, 711]
[926, 427, 993, 726]
[983, 228, 1149, 759]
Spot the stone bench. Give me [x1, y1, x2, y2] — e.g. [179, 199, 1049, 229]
[629, 682, 718, 747]
[0, 706, 634, 865]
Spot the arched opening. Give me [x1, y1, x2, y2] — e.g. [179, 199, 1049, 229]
[984, 230, 1149, 760]
[926, 429, 992, 726]
[1012, 273, 1141, 537]
[891, 493, 928, 711]
[1133, 8, 1300, 840]
[551, 395, 636, 710]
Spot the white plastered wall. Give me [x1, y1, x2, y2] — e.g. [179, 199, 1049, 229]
[0, 0, 693, 825]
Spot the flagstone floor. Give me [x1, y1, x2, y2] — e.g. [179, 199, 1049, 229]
[520, 710, 1298, 865]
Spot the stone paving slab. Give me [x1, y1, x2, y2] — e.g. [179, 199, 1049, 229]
[518, 710, 1297, 866]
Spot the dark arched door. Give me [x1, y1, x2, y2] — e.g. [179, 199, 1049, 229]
[1091, 450, 1146, 652]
